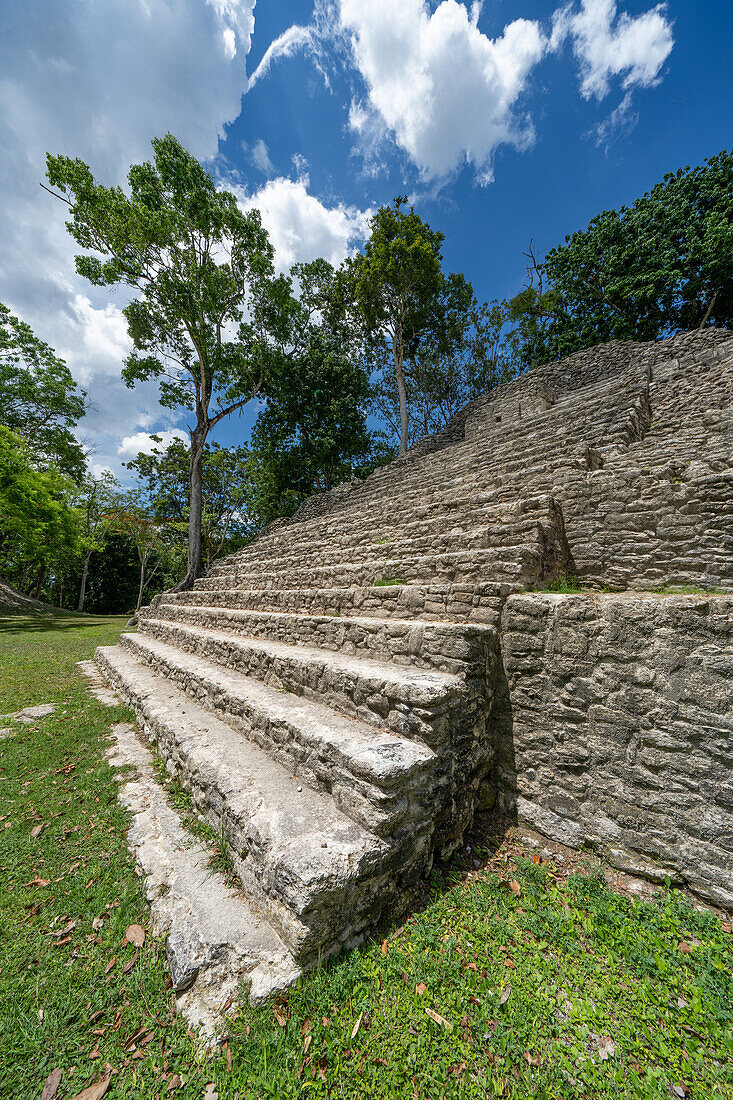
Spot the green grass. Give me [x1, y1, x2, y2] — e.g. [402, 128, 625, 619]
[1, 612, 732, 1098]
[371, 577, 403, 587]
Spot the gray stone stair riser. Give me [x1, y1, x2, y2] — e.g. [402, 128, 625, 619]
[96, 645, 435, 963]
[210, 518, 548, 578]
[163, 582, 510, 624]
[119, 634, 440, 840]
[212, 498, 543, 569]
[128, 622, 480, 749]
[152, 603, 497, 677]
[197, 548, 539, 593]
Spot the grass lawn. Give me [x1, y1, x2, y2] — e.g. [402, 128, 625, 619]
[0, 613, 731, 1099]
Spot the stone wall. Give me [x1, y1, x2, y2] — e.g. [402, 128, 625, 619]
[498, 592, 733, 908]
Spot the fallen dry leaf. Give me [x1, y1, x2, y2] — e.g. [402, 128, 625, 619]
[597, 1037, 616, 1061]
[67, 1072, 111, 1100]
[303, 1034, 312, 1054]
[166, 1075, 181, 1092]
[351, 1012, 363, 1039]
[415, 982, 427, 996]
[203, 1085, 218, 1100]
[41, 1068, 63, 1100]
[31, 824, 44, 838]
[509, 880, 521, 896]
[425, 1007, 453, 1031]
[499, 985, 511, 1005]
[122, 951, 138, 975]
[104, 956, 116, 975]
[273, 1005, 288, 1027]
[678, 942, 693, 955]
[124, 924, 145, 948]
[381, 939, 388, 955]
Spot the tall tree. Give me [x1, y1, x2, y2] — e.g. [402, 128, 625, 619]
[346, 197, 473, 456]
[245, 259, 375, 526]
[0, 302, 87, 479]
[46, 134, 293, 587]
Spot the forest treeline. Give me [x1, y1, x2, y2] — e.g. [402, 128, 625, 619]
[1, 141, 731, 613]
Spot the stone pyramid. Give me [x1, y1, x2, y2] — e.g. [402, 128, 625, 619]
[96, 328, 733, 1014]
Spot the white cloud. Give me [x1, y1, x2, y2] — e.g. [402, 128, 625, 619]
[590, 90, 638, 147]
[244, 138, 276, 175]
[337, 0, 547, 183]
[552, 0, 673, 99]
[237, 175, 372, 273]
[0, 0, 256, 472]
[117, 429, 189, 459]
[248, 24, 315, 89]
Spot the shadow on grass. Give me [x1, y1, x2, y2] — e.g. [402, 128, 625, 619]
[0, 613, 130, 634]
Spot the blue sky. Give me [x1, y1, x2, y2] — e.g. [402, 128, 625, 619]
[0, 0, 731, 474]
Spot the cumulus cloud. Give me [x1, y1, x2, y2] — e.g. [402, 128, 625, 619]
[0, 0, 256, 471]
[117, 429, 189, 460]
[236, 174, 372, 273]
[337, 0, 547, 183]
[552, 0, 674, 99]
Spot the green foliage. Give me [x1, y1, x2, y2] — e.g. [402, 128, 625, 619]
[246, 259, 377, 526]
[347, 197, 480, 455]
[0, 302, 87, 479]
[0, 426, 80, 592]
[47, 134, 293, 582]
[126, 437, 252, 565]
[511, 150, 733, 366]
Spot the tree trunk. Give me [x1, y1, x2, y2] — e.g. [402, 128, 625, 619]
[393, 333, 409, 456]
[34, 566, 46, 601]
[136, 549, 148, 612]
[77, 550, 92, 612]
[176, 424, 207, 591]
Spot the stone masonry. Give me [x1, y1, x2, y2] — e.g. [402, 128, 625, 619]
[96, 328, 733, 1011]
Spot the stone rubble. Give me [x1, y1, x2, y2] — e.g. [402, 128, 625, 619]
[93, 328, 733, 1023]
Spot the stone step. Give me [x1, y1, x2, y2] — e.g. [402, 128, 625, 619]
[116, 630, 439, 839]
[165, 582, 510, 624]
[107, 720, 301, 1032]
[96, 645, 433, 963]
[129, 621, 469, 746]
[152, 602, 496, 676]
[212, 489, 558, 572]
[198, 546, 539, 592]
[214, 498, 529, 570]
[212, 518, 543, 578]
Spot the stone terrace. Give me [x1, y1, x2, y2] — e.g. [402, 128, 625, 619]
[96, 328, 733, 1014]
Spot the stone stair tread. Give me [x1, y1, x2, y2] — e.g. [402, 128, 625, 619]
[156, 603, 494, 638]
[116, 630, 436, 785]
[107, 720, 300, 1030]
[98, 644, 390, 917]
[136, 620, 464, 702]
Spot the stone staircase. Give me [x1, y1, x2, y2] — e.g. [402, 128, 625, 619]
[95, 328, 733, 1006]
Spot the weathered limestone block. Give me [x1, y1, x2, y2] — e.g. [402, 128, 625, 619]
[500, 593, 733, 908]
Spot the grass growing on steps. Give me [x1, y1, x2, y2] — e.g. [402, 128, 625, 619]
[1, 613, 732, 1099]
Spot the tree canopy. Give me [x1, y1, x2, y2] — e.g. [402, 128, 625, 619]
[510, 150, 733, 366]
[46, 133, 293, 586]
[346, 197, 475, 455]
[0, 302, 87, 479]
